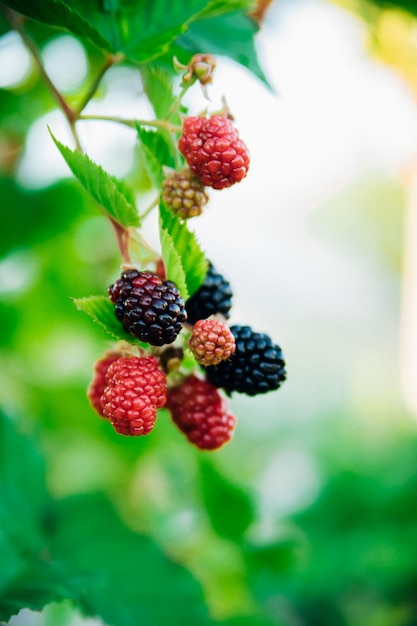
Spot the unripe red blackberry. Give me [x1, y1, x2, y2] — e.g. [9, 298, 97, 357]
[178, 115, 250, 190]
[101, 356, 166, 436]
[108, 269, 187, 346]
[166, 375, 236, 450]
[162, 168, 209, 219]
[189, 318, 235, 366]
[87, 351, 123, 417]
[205, 325, 286, 396]
[185, 262, 232, 326]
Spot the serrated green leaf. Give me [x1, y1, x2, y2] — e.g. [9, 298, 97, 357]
[199, 459, 255, 542]
[1, 0, 113, 52]
[159, 227, 189, 299]
[140, 65, 176, 119]
[68, 0, 210, 63]
[73, 295, 147, 346]
[49, 494, 215, 626]
[159, 200, 207, 297]
[136, 126, 176, 188]
[170, 10, 270, 87]
[50, 131, 140, 228]
[0, 413, 75, 622]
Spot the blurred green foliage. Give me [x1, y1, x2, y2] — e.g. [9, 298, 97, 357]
[1, 1, 417, 625]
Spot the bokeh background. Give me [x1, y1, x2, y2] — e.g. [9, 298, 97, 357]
[3, 0, 417, 624]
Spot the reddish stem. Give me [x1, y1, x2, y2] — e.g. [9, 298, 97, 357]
[111, 219, 131, 263]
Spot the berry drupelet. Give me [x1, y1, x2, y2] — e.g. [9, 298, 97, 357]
[189, 318, 235, 367]
[178, 115, 250, 190]
[166, 375, 236, 450]
[205, 325, 286, 396]
[101, 356, 166, 436]
[185, 262, 233, 326]
[162, 168, 209, 219]
[88, 351, 124, 417]
[108, 269, 187, 346]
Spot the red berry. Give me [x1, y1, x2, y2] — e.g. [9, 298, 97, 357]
[189, 318, 235, 366]
[88, 351, 123, 417]
[166, 375, 236, 450]
[101, 356, 167, 436]
[178, 115, 250, 190]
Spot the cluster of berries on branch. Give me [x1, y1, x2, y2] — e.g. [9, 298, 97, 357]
[87, 54, 286, 451]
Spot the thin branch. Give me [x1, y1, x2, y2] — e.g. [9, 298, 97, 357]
[78, 114, 181, 133]
[75, 53, 124, 116]
[2, 6, 75, 122]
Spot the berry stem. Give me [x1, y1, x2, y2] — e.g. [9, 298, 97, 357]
[78, 114, 181, 133]
[164, 83, 190, 121]
[110, 219, 131, 264]
[2, 6, 84, 151]
[74, 52, 124, 117]
[140, 197, 159, 220]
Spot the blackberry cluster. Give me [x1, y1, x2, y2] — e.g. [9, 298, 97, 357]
[185, 262, 232, 325]
[205, 325, 286, 396]
[108, 270, 187, 346]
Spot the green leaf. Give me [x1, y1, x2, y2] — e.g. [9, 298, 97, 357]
[199, 459, 256, 543]
[0, 412, 74, 621]
[73, 295, 147, 346]
[159, 200, 208, 298]
[140, 64, 176, 120]
[159, 227, 189, 299]
[136, 126, 176, 188]
[2, 0, 112, 52]
[0, 10, 10, 35]
[171, 11, 270, 87]
[50, 131, 140, 228]
[367, 0, 417, 18]
[196, 0, 254, 19]
[49, 494, 215, 626]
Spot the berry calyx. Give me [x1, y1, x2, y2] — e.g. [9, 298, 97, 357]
[179, 53, 217, 86]
[166, 375, 236, 450]
[101, 356, 166, 436]
[108, 269, 187, 346]
[162, 168, 209, 219]
[178, 115, 250, 190]
[87, 351, 123, 417]
[205, 325, 286, 396]
[185, 262, 233, 326]
[189, 318, 235, 366]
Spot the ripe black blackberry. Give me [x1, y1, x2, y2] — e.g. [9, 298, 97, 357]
[108, 269, 187, 346]
[205, 325, 286, 396]
[185, 262, 233, 325]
